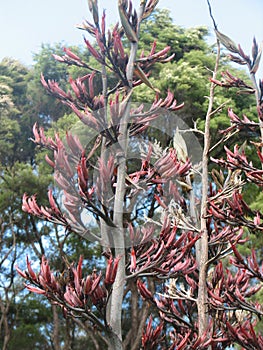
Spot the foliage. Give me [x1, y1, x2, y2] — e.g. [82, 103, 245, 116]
[27, 43, 72, 123]
[0, 58, 36, 165]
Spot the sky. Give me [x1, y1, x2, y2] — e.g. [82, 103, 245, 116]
[0, 0, 263, 75]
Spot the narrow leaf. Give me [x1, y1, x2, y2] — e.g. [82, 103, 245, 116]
[215, 29, 239, 54]
[173, 127, 188, 162]
[142, 0, 159, 20]
[118, 0, 138, 43]
[252, 37, 258, 62]
[88, 0, 99, 25]
[251, 42, 262, 74]
[134, 63, 160, 93]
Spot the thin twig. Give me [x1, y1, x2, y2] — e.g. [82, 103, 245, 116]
[206, 0, 218, 30]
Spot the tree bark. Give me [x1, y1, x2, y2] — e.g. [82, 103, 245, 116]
[52, 304, 61, 350]
[130, 304, 149, 350]
[108, 3, 146, 348]
[0, 297, 11, 350]
[197, 39, 220, 337]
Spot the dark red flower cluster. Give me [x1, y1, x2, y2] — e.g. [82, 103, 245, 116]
[207, 261, 262, 315]
[220, 108, 259, 134]
[211, 70, 255, 94]
[25, 124, 119, 237]
[22, 190, 68, 227]
[128, 218, 198, 278]
[208, 189, 263, 231]
[212, 144, 263, 185]
[141, 316, 164, 349]
[16, 255, 120, 322]
[230, 245, 263, 282]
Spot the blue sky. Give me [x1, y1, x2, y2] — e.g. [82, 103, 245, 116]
[0, 0, 262, 75]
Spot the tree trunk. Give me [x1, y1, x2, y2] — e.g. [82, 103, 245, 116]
[65, 318, 73, 350]
[110, 116, 130, 345]
[0, 299, 11, 350]
[197, 39, 220, 339]
[52, 304, 61, 350]
[107, 331, 123, 350]
[108, 3, 146, 347]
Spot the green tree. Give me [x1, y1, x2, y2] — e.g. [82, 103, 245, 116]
[0, 58, 55, 349]
[27, 43, 71, 123]
[135, 9, 256, 142]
